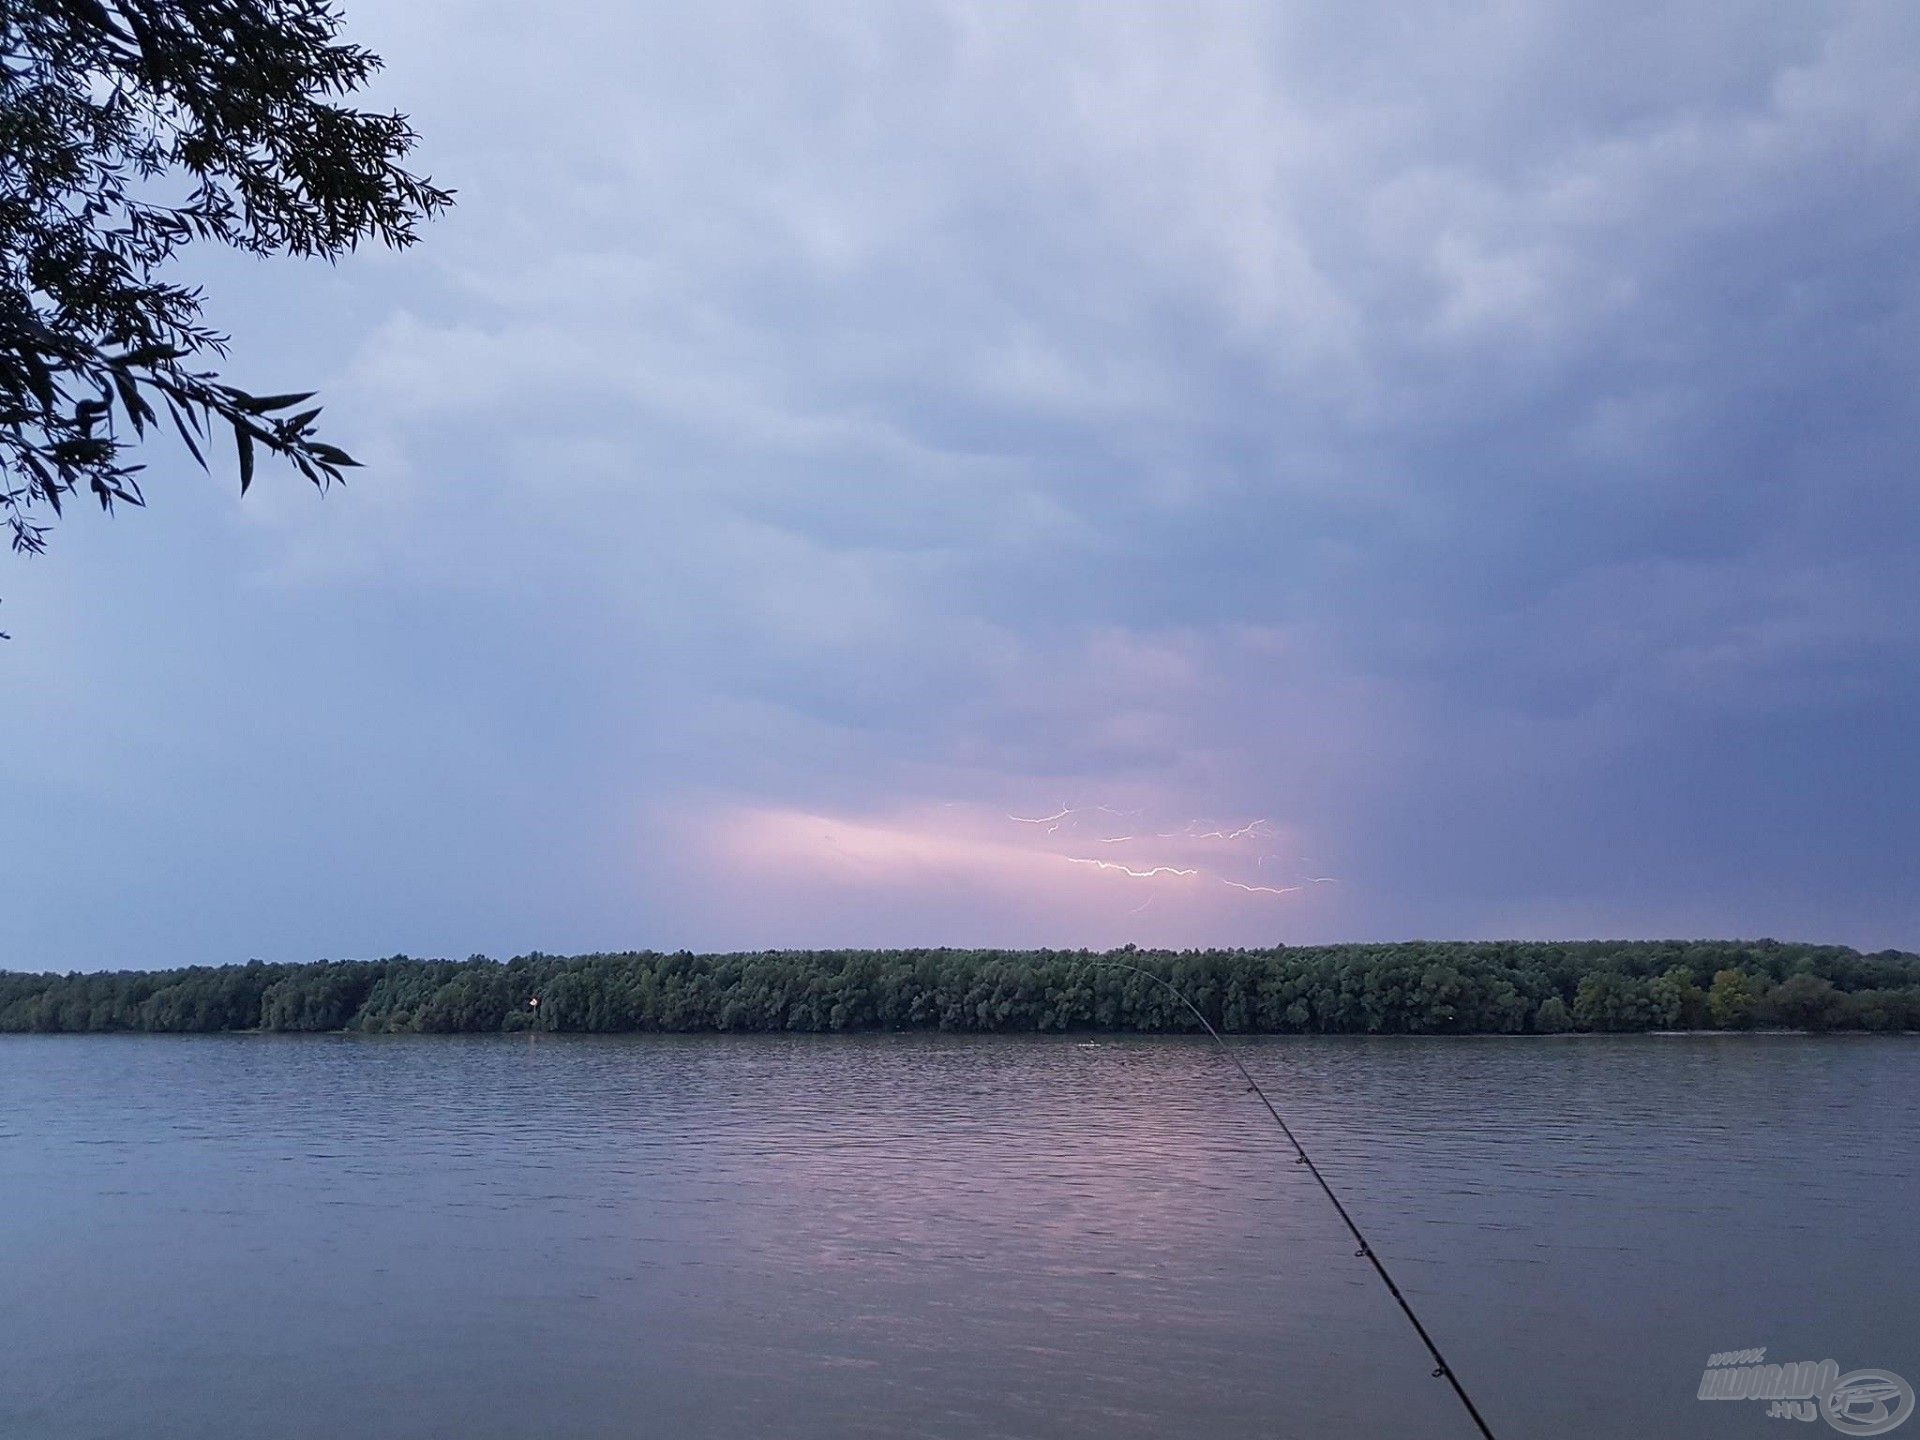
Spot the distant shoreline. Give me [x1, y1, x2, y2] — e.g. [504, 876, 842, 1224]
[9, 1026, 1914, 1041]
[6, 942, 1917, 1037]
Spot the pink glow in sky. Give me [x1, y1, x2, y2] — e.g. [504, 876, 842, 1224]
[697, 800, 1340, 949]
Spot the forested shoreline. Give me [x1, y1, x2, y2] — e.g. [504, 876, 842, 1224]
[3, 942, 1918, 1036]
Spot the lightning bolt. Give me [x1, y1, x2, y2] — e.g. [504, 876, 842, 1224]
[1222, 879, 1302, 896]
[1004, 802, 1340, 905]
[1199, 819, 1275, 841]
[1063, 857, 1198, 880]
[1156, 818, 1275, 841]
[1010, 806, 1073, 825]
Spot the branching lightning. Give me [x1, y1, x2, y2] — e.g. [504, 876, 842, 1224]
[1009, 806, 1074, 825]
[1063, 857, 1198, 879]
[998, 802, 1338, 905]
[1222, 879, 1302, 896]
[1156, 817, 1277, 842]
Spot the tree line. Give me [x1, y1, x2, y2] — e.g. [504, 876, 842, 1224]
[4, 941, 1918, 1036]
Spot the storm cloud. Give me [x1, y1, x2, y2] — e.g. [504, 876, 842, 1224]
[4, 1, 1917, 965]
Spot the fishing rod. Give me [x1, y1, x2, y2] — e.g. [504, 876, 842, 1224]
[1082, 959, 1500, 1440]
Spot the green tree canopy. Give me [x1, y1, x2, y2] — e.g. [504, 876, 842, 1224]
[0, 0, 449, 612]
[6, 943, 1917, 1036]
[1708, 968, 1758, 1030]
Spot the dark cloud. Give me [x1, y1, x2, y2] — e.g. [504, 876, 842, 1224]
[4, 1, 1917, 965]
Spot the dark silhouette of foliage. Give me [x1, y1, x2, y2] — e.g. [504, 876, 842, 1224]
[4, 941, 1918, 1036]
[0, 0, 450, 613]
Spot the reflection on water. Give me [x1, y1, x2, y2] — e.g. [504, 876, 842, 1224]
[2, 1034, 1915, 1438]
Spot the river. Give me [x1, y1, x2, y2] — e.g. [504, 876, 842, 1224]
[3, 1033, 1914, 1438]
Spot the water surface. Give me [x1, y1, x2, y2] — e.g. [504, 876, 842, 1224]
[3, 1034, 1914, 1438]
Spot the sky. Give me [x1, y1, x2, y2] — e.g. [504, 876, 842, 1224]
[4, 1, 1919, 970]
